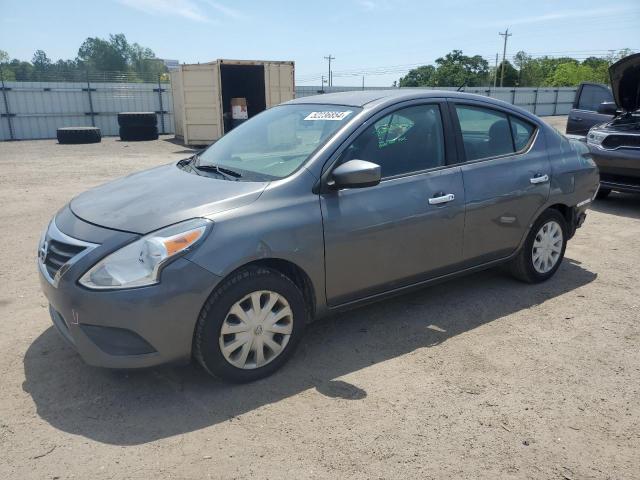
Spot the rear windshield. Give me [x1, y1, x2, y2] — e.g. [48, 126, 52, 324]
[197, 104, 361, 180]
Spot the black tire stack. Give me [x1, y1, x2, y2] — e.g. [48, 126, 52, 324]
[57, 127, 102, 144]
[118, 112, 159, 141]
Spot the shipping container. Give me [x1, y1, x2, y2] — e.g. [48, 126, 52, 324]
[170, 59, 295, 145]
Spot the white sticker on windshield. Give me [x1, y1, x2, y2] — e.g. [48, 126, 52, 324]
[304, 111, 352, 121]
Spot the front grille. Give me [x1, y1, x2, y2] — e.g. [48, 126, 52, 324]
[39, 220, 98, 285]
[43, 239, 86, 279]
[602, 134, 640, 149]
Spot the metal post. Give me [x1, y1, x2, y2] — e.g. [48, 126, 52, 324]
[0, 68, 15, 140]
[511, 88, 516, 105]
[552, 89, 559, 115]
[85, 70, 95, 127]
[532, 88, 539, 114]
[499, 28, 512, 87]
[157, 74, 166, 135]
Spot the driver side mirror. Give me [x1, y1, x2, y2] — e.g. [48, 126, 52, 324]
[329, 159, 381, 189]
[597, 102, 618, 115]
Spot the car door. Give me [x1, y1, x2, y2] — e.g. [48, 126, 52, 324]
[566, 83, 614, 137]
[320, 101, 465, 306]
[449, 101, 550, 265]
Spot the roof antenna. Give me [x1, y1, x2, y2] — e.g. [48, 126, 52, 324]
[457, 80, 467, 92]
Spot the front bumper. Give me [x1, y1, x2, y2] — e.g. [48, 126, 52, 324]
[38, 210, 221, 369]
[589, 146, 640, 193]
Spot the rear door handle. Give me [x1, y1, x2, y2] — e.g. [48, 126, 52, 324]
[428, 193, 455, 205]
[530, 174, 549, 184]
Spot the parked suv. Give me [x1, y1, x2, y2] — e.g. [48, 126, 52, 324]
[586, 53, 640, 198]
[566, 82, 615, 139]
[38, 90, 599, 382]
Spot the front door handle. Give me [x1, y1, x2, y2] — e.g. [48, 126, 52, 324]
[428, 193, 455, 205]
[530, 174, 549, 184]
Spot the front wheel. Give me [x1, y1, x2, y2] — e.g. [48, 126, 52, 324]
[194, 267, 307, 383]
[508, 209, 568, 283]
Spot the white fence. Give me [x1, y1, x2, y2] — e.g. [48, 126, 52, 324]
[295, 86, 578, 116]
[0, 80, 173, 141]
[1, 80, 576, 141]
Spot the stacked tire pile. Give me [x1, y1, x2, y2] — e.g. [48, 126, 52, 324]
[57, 127, 101, 144]
[118, 112, 159, 141]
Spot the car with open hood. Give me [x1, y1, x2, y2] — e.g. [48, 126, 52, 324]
[585, 53, 640, 198]
[38, 89, 599, 382]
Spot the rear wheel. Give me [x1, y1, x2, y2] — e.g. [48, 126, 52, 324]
[194, 267, 307, 382]
[595, 187, 611, 200]
[509, 209, 567, 283]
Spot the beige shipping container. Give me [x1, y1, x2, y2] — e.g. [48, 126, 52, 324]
[170, 59, 295, 145]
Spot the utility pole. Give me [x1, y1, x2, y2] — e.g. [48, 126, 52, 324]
[324, 54, 335, 87]
[499, 28, 512, 87]
[493, 53, 498, 89]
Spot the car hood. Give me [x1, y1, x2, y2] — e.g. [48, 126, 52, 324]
[609, 53, 640, 112]
[70, 162, 268, 234]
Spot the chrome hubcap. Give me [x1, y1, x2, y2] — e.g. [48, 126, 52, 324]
[532, 220, 563, 274]
[219, 290, 293, 369]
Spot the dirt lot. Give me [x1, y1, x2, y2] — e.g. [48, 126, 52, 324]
[1, 118, 639, 480]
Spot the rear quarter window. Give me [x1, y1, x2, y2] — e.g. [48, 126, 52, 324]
[509, 116, 536, 151]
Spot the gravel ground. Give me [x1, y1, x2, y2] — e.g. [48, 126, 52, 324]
[1, 119, 639, 480]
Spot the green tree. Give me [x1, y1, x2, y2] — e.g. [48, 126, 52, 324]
[0, 49, 15, 80]
[77, 34, 130, 72]
[547, 62, 602, 86]
[128, 42, 166, 78]
[31, 50, 52, 79]
[398, 65, 436, 87]
[433, 50, 489, 87]
[7, 59, 34, 80]
[496, 60, 518, 86]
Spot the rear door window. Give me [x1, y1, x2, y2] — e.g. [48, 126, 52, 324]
[577, 85, 613, 111]
[454, 105, 514, 161]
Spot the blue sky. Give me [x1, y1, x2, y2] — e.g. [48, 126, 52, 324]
[1, 0, 638, 86]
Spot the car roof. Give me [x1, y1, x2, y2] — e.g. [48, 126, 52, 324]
[287, 89, 544, 124]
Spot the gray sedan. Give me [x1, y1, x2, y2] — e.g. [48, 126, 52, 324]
[38, 90, 599, 382]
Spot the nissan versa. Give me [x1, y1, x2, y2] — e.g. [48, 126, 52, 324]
[38, 90, 599, 382]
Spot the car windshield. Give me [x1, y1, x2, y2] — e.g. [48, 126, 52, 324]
[196, 104, 361, 180]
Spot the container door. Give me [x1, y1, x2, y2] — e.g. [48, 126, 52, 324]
[170, 70, 183, 137]
[264, 63, 294, 108]
[180, 63, 223, 144]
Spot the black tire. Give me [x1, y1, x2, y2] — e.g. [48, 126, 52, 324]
[57, 127, 101, 144]
[194, 267, 307, 383]
[595, 187, 611, 200]
[117, 112, 157, 128]
[508, 209, 568, 283]
[119, 125, 159, 141]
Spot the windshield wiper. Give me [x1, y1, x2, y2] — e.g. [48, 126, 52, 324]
[195, 163, 242, 180]
[188, 153, 243, 180]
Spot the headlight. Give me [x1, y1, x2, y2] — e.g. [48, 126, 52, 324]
[587, 130, 607, 147]
[79, 218, 212, 290]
